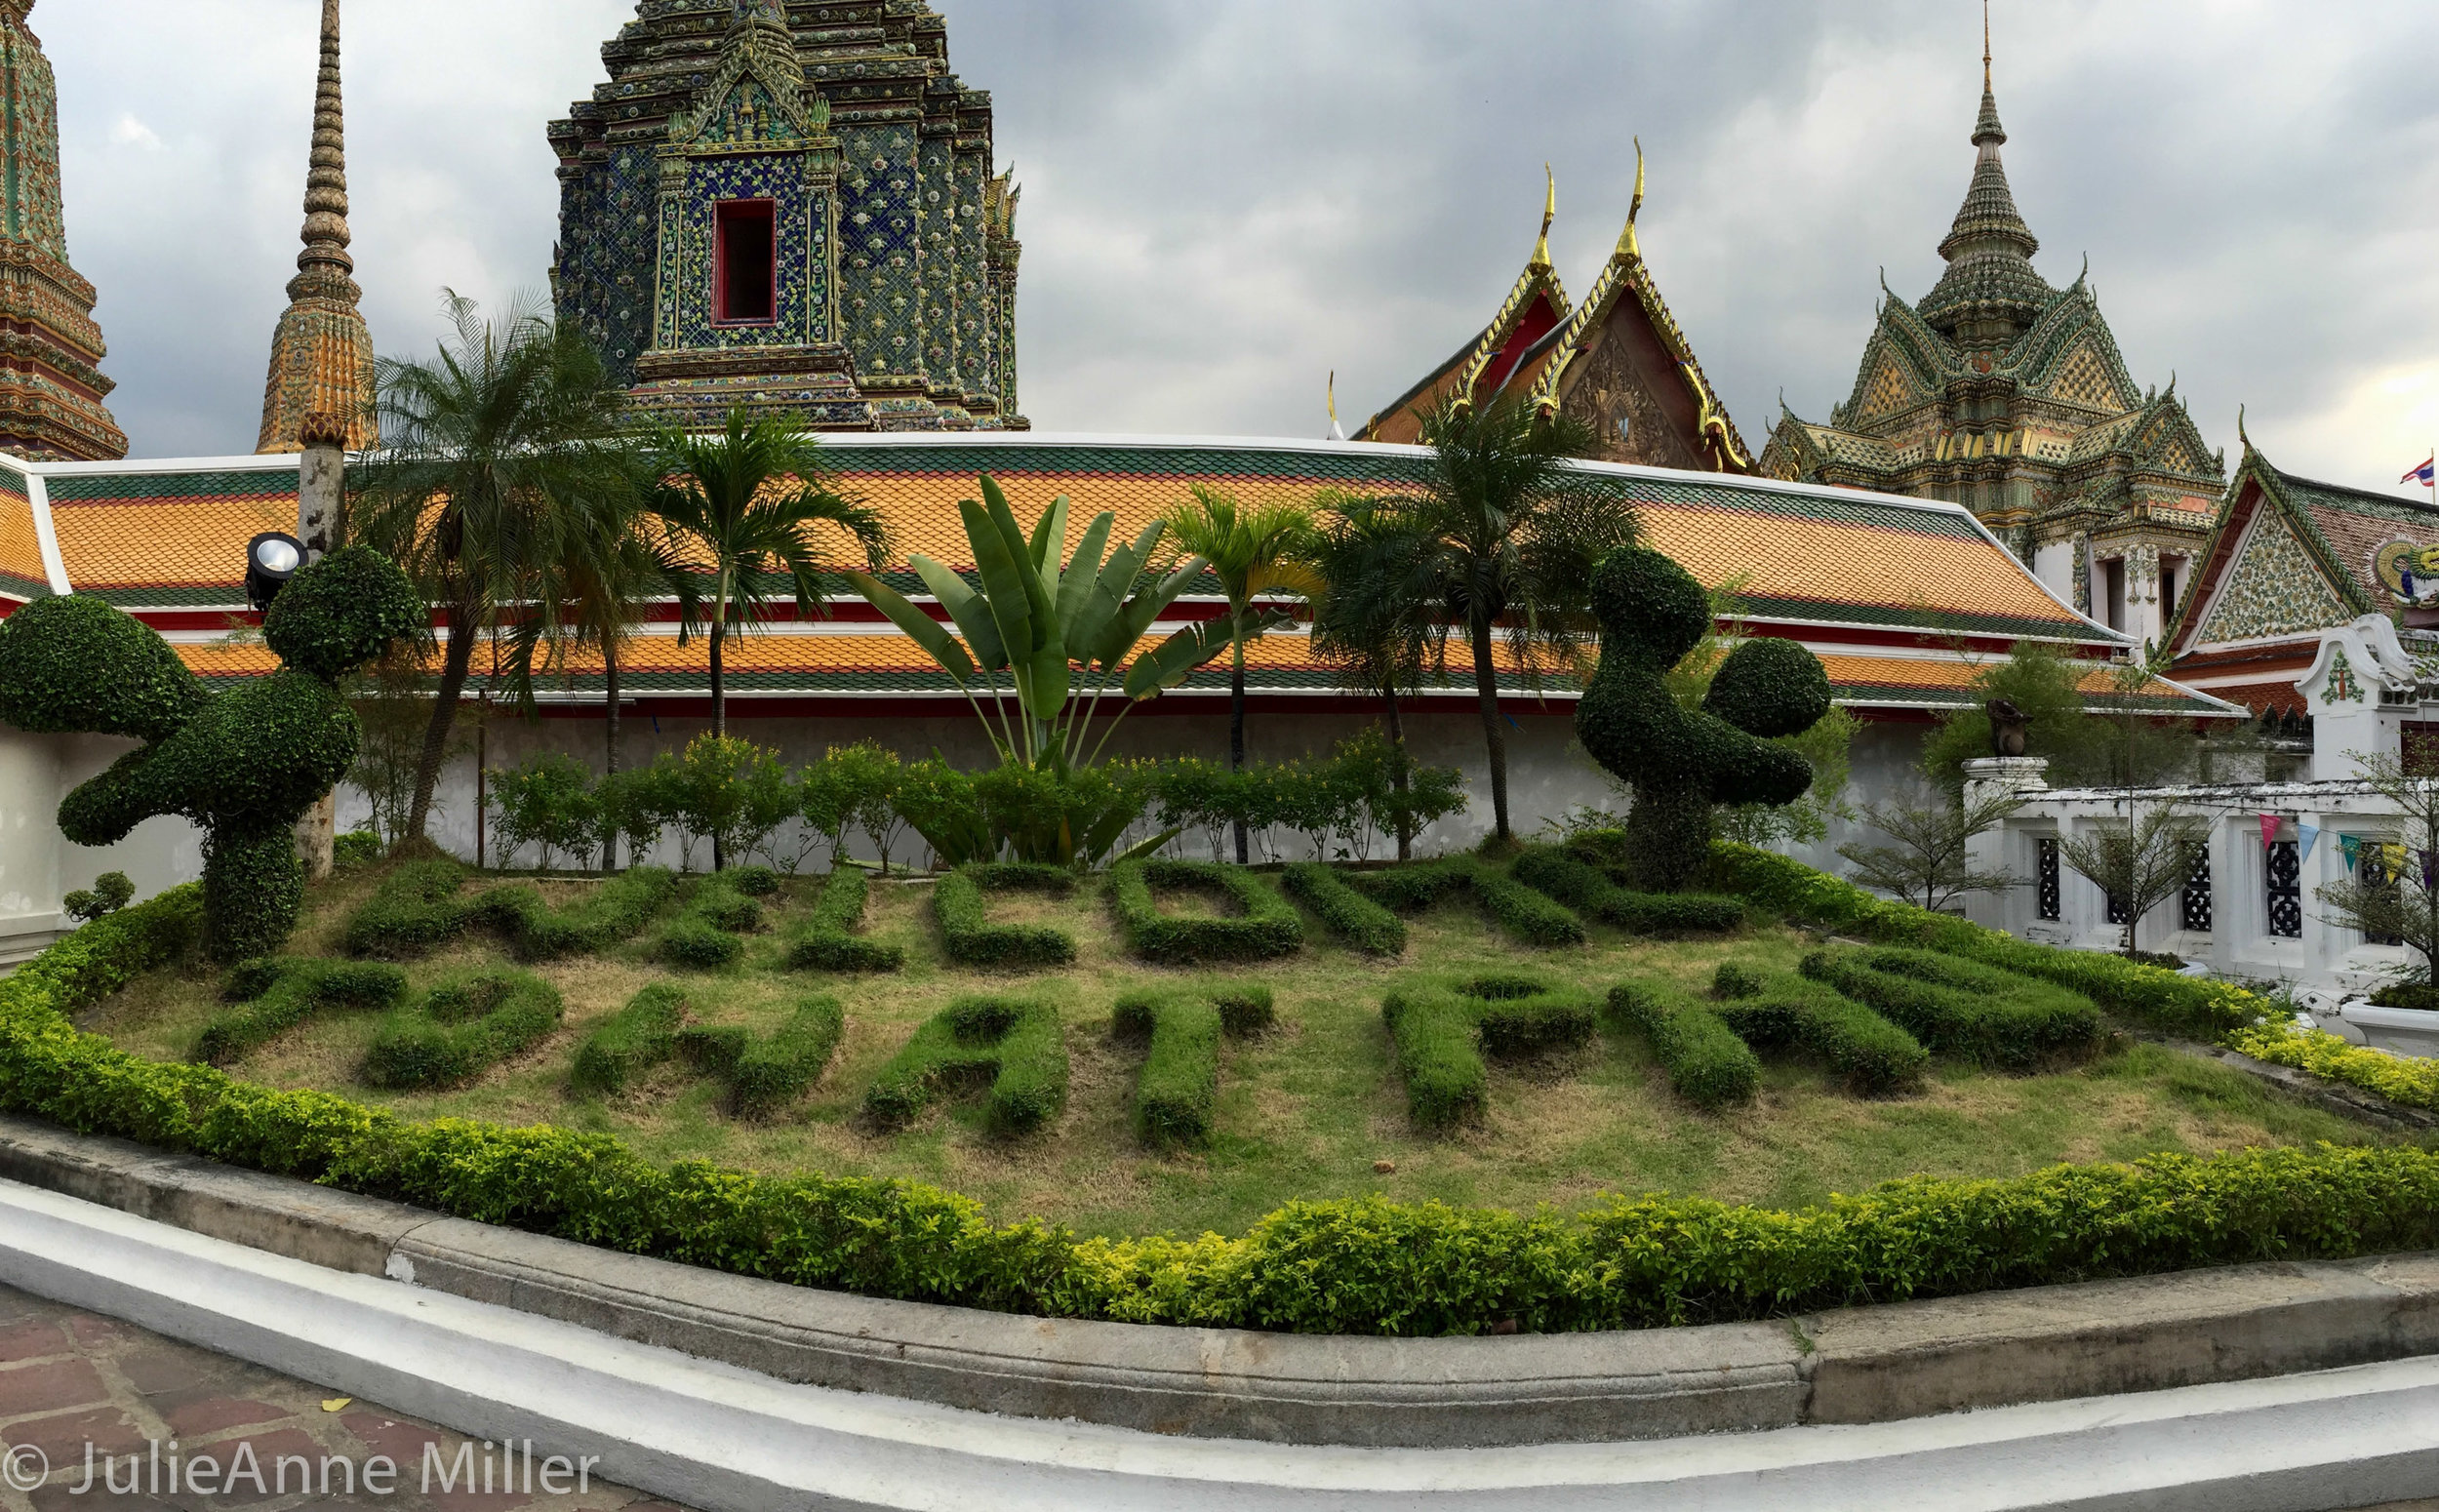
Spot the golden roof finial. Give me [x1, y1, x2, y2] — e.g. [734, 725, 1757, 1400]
[1327, 370, 1345, 441]
[1615, 137, 1646, 262]
[1530, 164, 1555, 273]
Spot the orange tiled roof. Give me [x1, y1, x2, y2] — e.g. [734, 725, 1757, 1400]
[0, 470, 45, 602]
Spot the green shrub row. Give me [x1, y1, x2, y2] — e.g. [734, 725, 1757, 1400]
[659, 871, 767, 969]
[1706, 842, 2258, 1042]
[1109, 860, 1302, 965]
[935, 864, 1077, 969]
[1465, 865, 1586, 948]
[20, 886, 2439, 1335]
[1110, 983, 1274, 1148]
[1801, 946, 2102, 1071]
[861, 996, 1068, 1135]
[569, 983, 688, 1096]
[1709, 964, 1927, 1096]
[1279, 863, 1405, 956]
[361, 970, 564, 1089]
[723, 997, 847, 1118]
[342, 861, 678, 963]
[786, 867, 904, 974]
[196, 959, 408, 1066]
[1381, 976, 1596, 1129]
[1606, 982, 1761, 1109]
[1347, 861, 1470, 914]
[1514, 849, 1744, 936]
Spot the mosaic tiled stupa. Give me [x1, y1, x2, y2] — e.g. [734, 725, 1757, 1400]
[548, 0, 1023, 431]
[1757, 16, 2222, 647]
[0, 0, 125, 461]
[256, 0, 378, 455]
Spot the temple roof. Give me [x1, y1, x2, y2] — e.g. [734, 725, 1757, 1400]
[1917, 31, 2054, 338]
[0, 438, 2233, 719]
[2171, 439, 2439, 658]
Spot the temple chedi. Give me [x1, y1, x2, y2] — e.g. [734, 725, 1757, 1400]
[257, 0, 378, 455]
[549, 0, 1023, 431]
[1758, 15, 2222, 648]
[0, 0, 124, 461]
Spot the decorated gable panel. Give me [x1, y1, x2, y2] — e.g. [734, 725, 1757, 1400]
[2194, 510, 2350, 645]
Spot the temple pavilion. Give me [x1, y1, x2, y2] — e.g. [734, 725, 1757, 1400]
[1756, 21, 2224, 655]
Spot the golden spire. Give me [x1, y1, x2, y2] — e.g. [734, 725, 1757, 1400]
[1983, 0, 1992, 92]
[1615, 137, 1646, 261]
[1530, 165, 1555, 272]
[1327, 370, 1345, 441]
[258, 0, 377, 454]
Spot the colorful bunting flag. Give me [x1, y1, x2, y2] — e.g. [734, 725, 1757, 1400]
[2259, 813, 2280, 848]
[2340, 834, 2363, 872]
[2298, 822, 2321, 862]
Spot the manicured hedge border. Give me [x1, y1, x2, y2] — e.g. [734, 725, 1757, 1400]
[1515, 850, 1745, 937]
[1281, 863, 1405, 956]
[343, 863, 679, 963]
[1710, 965, 1926, 1097]
[936, 864, 1077, 969]
[17, 879, 2439, 1338]
[1110, 860, 1302, 965]
[1801, 946, 2102, 1071]
[1606, 982, 1759, 1109]
[197, 960, 406, 1066]
[787, 868, 904, 974]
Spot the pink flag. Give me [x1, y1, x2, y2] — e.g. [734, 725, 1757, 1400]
[2260, 813, 2280, 848]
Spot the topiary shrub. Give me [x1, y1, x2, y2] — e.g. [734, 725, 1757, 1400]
[1801, 945, 2102, 1070]
[1382, 975, 1599, 1129]
[1514, 848, 1745, 936]
[1109, 859, 1302, 965]
[1574, 545, 1831, 892]
[787, 867, 904, 973]
[725, 996, 847, 1119]
[1704, 964, 1927, 1097]
[0, 546, 422, 962]
[62, 872, 136, 924]
[862, 995, 1068, 1135]
[194, 958, 409, 1066]
[569, 983, 689, 1096]
[1606, 981, 1761, 1109]
[1111, 982, 1275, 1148]
[935, 863, 1077, 969]
[1280, 863, 1405, 956]
[657, 871, 765, 969]
[360, 969, 564, 1089]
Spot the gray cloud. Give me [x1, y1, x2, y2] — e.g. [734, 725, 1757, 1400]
[44, 1, 2439, 493]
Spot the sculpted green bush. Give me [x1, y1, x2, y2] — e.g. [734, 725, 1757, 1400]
[1707, 963, 1927, 1096]
[786, 867, 903, 973]
[862, 995, 1067, 1135]
[0, 546, 422, 960]
[569, 983, 689, 1096]
[1280, 863, 1405, 956]
[1574, 546, 1830, 891]
[195, 958, 408, 1066]
[1606, 981, 1762, 1109]
[1801, 945, 2102, 1071]
[360, 969, 564, 1089]
[1109, 859, 1301, 965]
[934, 863, 1076, 969]
[344, 861, 677, 962]
[1111, 982, 1274, 1147]
[1382, 975, 1597, 1129]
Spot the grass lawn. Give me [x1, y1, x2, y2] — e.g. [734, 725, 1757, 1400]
[79, 860, 2389, 1241]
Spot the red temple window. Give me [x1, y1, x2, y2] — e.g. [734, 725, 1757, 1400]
[714, 200, 778, 326]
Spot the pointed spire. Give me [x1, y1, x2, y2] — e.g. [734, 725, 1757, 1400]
[257, 0, 376, 454]
[1530, 165, 1555, 273]
[1918, 2, 2053, 339]
[1613, 138, 1646, 262]
[296, 0, 352, 283]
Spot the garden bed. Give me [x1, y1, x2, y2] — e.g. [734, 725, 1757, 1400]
[65, 855, 2380, 1245]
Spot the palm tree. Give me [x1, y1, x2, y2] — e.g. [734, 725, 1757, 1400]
[501, 468, 694, 870]
[1160, 486, 1320, 863]
[351, 292, 629, 845]
[1306, 493, 1437, 858]
[1401, 392, 1632, 845]
[645, 410, 890, 863]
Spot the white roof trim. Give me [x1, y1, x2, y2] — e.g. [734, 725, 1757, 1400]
[24, 472, 67, 596]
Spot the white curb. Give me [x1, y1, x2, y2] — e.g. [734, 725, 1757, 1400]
[2, 1177, 2436, 1510]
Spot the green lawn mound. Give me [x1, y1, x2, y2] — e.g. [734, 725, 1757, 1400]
[47, 848, 2428, 1336]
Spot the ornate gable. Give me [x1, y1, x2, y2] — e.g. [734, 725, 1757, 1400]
[2194, 498, 2350, 646]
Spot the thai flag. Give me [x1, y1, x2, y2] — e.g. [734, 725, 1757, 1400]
[2406, 456, 2436, 486]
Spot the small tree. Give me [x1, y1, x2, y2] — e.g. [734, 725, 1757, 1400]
[1836, 787, 2024, 912]
[2317, 752, 2439, 983]
[487, 753, 601, 872]
[2058, 805, 2206, 955]
[802, 742, 905, 873]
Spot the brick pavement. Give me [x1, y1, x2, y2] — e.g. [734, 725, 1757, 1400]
[0, 1285, 691, 1512]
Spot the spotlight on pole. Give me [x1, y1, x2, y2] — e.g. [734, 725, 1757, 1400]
[245, 532, 306, 612]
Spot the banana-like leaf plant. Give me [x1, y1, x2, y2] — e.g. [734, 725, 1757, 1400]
[845, 475, 1278, 770]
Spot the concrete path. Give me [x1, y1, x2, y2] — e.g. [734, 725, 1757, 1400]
[0, 1283, 689, 1512]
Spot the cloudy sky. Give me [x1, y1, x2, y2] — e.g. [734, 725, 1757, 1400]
[41, 1, 2439, 494]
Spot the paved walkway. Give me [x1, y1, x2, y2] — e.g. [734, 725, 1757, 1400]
[0, 1285, 688, 1512]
